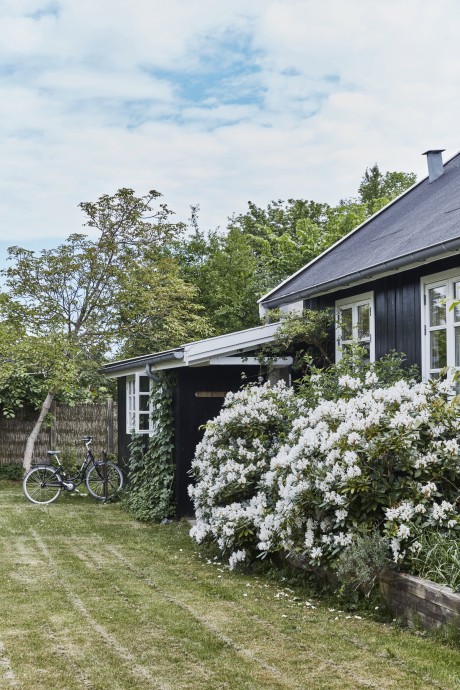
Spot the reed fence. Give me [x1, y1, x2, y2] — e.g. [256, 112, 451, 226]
[0, 399, 117, 465]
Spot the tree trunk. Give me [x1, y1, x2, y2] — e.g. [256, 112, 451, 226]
[23, 390, 55, 471]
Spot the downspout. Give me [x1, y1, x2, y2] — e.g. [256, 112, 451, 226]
[145, 364, 160, 382]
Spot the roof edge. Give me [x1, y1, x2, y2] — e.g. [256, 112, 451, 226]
[259, 149, 460, 306]
[102, 349, 184, 374]
[262, 237, 460, 307]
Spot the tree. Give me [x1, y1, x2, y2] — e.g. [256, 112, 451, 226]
[358, 164, 417, 213]
[117, 254, 213, 357]
[1, 188, 210, 469]
[176, 165, 418, 336]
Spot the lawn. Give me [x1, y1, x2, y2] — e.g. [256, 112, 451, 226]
[0, 483, 459, 690]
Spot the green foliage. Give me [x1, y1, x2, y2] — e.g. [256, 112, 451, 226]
[0, 188, 208, 420]
[117, 255, 213, 357]
[335, 531, 395, 598]
[124, 372, 176, 522]
[296, 345, 419, 406]
[407, 529, 460, 592]
[0, 463, 22, 481]
[259, 308, 334, 372]
[358, 164, 417, 213]
[176, 226, 261, 334]
[176, 165, 416, 335]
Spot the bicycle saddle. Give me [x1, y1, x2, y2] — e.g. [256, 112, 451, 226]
[47, 450, 61, 455]
[82, 436, 92, 443]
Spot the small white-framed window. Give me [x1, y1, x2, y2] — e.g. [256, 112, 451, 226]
[335, 291, 375, 363]
[126, 374, 153, 434]
[126, 377, 136, 432]
[422, 269, 460, 388]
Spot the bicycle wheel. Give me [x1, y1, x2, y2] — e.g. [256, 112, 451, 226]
[23, 466, 62, 505]
[85, 462, 124, 500]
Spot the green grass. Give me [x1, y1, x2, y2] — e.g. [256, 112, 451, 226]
[0, 482, 459, 689]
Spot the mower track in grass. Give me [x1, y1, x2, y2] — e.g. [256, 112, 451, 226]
[0, 483, 460, 689]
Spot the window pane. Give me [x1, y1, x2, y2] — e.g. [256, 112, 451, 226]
[359, 341, 371, 365]
[454, 282, 460, 322]
[429, 286, 446, 327]
[139, 413, 150, 431]
[456, 327, 460, 367]
[357, 304, 370, 339]
[340, 308, 353, 340]
[139, 376, 150, 393]
[430, 329, 447, 369]
[139, 394, 150, 412]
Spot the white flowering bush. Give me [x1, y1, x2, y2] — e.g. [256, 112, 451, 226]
[260, 377, 460, 567]
[189, 381, 300, 566]
[190, 353, 460, 574]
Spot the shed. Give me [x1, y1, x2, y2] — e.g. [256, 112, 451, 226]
[103, 323, 291, 515]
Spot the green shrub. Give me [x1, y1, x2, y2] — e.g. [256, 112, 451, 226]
[0, 463, 22, 481]
[189, 381, 300, 568]
[407, 529, 460, 592]
[335, 531, 395, 598]
[190, 349, 460, 575]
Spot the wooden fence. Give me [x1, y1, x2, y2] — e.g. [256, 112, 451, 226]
[0, 399, 117, 465]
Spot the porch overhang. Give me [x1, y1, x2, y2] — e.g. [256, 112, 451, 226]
[102, 322, 292, 378]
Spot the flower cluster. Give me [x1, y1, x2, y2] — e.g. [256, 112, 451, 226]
[189, 381, 300, 567]
[190, 373, 460, 570]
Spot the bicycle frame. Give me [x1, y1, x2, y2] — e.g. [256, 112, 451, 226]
[45, 440, 97, 490]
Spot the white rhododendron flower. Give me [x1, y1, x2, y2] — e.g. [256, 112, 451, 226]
[189, 373, 460, 570]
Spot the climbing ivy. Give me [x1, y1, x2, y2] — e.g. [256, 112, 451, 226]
[125, 372, 176, 522]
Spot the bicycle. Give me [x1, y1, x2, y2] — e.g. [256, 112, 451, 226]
[22, 436, 124, 505]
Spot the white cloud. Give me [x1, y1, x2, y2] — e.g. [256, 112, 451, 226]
[0, 0, 460, 247]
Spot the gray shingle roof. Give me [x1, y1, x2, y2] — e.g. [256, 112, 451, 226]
[261, 152, 460, 307]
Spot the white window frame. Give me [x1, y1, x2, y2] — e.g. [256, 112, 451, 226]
[335, 291, 375, 362]
[126, 373, 153, 434]
[421, 268, 460, 385]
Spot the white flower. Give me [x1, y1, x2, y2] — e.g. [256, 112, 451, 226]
[338, 375, 362, 391]
[310, 546, 323, 561]
[228, 550, 246, 570]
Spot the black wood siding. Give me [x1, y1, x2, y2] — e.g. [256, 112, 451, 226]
[305, 254, 460, 369]
[117, 377, 130, 471]
[174, 365, 260, 516]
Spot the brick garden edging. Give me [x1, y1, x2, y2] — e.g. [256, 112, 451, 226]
[380, 571, 460, 629]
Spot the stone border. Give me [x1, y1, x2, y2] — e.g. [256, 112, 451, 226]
[380, 571, 460, 629]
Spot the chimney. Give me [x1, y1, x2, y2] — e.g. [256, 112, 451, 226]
[422, 149, 445, 183]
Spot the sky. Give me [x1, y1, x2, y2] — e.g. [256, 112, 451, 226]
[1, 0, 460, 262]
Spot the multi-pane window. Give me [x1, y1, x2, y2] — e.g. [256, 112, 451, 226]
[126, 378, 136, 432]
[126, 375, 152, 433]
[423, 272, 460, 387]
[335, 292, 375, 363]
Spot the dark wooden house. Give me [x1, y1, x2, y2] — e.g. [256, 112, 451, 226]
[103, 324, 291, 515]
[105, 148, 460, 516]
[259, 149, 460, 383]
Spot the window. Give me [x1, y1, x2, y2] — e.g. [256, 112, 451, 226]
[422, 270, 460, 387]
[126, 374, 153, 434]
[335, 292, 375, 363]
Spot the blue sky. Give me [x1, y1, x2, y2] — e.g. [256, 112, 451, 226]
[1, 0, 460, 265]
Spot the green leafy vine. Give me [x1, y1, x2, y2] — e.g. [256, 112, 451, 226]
[125, 371, 176, 521]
